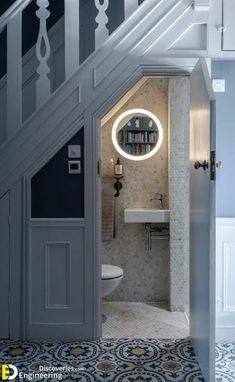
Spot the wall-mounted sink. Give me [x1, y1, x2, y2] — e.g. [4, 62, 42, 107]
[124, 208, 170, 223]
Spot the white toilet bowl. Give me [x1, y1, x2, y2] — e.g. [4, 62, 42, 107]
[102, 264, 123, 298]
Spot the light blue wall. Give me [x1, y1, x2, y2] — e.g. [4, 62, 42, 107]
[212, 60, 235, 217]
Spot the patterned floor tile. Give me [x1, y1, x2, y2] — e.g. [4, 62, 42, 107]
[216, 343, 235, 381]
[0, 338, 204, 381]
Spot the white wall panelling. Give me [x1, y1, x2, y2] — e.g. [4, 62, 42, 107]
[216, 218, 235, 342]
[28, 219, 88, 340]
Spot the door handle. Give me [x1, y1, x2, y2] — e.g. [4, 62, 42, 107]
[194, 160, 209, 171]
[216, 160, 222, 169]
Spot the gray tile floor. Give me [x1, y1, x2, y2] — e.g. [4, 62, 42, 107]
[102, 302, 189, 339]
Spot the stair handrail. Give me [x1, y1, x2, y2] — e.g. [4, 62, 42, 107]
[0, 0, 142, 143]
[0, 0, 33, 32]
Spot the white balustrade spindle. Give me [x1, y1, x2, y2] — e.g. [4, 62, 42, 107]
[36, 0, 51, 107]
[64, 0, 80, 80]
[124, 0, 139, 19]
[94, 0, 109, 49]
[7, 12, 22, 137]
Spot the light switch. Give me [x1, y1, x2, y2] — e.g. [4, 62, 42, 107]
[68, 145, 81, 158]
[212, 79, 225, 93]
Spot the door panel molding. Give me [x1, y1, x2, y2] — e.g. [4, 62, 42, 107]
[28, 220, 87, 338]
[44, 242, 71, 309]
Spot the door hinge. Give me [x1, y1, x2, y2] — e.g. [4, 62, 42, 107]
[97, 159, 101, 177]
[8, 215, 11, 225]
[210, 150, 216, 181]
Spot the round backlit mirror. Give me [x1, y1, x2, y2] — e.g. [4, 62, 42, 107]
[112, 109, 163, 161]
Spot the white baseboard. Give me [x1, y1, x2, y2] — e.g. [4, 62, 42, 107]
[216, 326, 235, 342]
[216, 218, 235, 343]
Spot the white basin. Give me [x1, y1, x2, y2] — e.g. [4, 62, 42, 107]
[124, 208, 170, 223]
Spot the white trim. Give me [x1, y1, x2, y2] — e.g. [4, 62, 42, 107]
[216, 217, 235, 342]
[216, 217, 235, 226]
[222, 242, 235, 312]
[216, 326, 235, 343]
[193, 0, 210, 10]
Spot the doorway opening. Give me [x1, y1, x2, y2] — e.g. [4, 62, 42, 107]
[100, 76, 190, 339]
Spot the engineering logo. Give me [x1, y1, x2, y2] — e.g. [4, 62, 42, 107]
[1, 364, 18, 380]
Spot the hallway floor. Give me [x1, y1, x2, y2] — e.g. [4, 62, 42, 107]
[102, 302, 189, 339]
[1, 338, 234, 380]
[216, 342, 235, 381]
[0, 338, 203, 381]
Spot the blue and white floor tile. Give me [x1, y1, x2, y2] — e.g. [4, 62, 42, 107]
[216, 343, 235, 381]
[0, 338, 204, 381]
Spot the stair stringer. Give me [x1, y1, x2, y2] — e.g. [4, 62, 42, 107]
[0, 0, 206, 198]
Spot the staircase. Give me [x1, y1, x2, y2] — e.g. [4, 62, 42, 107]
[0, 0, 210, 198]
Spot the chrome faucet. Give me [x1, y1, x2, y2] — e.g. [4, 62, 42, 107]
[150, 193, 166, 209]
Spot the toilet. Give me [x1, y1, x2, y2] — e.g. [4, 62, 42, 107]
[102, 264, 123, 298]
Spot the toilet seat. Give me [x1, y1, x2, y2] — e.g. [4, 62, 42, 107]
[102, 264, 123, 280]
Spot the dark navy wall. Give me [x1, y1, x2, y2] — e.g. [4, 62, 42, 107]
[212, 60, 235, 217]
[31, 128, 84, 218]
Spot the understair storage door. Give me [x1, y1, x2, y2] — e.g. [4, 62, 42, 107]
[28, 127, 94, 340]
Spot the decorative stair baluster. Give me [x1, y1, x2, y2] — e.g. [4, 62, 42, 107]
[36, 0, 51, 107]
[64, 0, 80, 80]
[94, 0, 109, 49]
[7, 12, 22, 137]
[124, 0, 139, 19]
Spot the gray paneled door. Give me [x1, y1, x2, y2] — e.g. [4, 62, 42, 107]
[26, 124, 100, 341]
[0, 192, 10, 339]
[190, 59, 216, 382]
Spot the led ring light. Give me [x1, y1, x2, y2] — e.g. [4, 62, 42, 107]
[112, 108, 164, 161]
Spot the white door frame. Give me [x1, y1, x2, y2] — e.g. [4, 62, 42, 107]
[91, 63, 216, 372]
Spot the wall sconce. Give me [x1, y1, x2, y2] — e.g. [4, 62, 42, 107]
[113, 158, 123, 197]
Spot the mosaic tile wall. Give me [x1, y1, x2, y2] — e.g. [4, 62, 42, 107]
[169, 77, 190, 312]
[102, 78, 170, 302]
